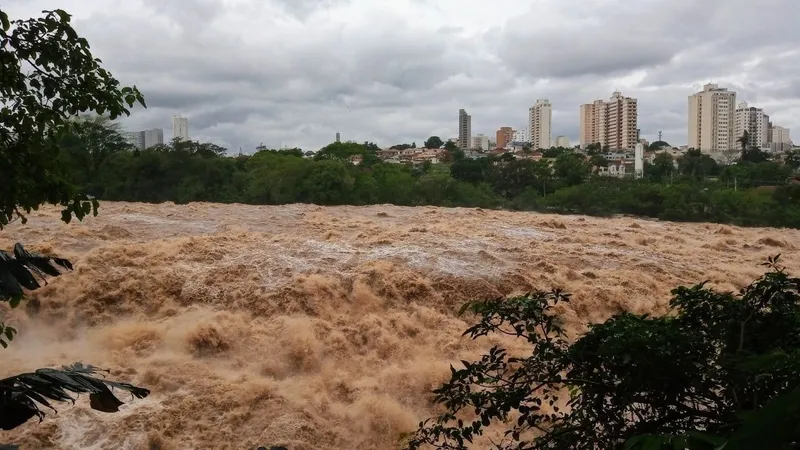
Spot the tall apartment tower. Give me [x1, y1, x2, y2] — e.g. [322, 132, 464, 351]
[579, 100, 606, 149]
[172, 115, 189, 141]
[734, 102, 768, 149]
[125, 128, 163, 150]
[458, 109, 472, 150]
[579, 93, 637, 150]
[124, 131, 145, 150]
[688, 83, 737, 153]
[496, 126, 514, 149]
[772, 126, 791, 144]
[606, 91, 638, 150]
[766, 119, 774, 147]
[472, 134, 489, 151]
[512, 129, 527, 144]
[143, 128, 164, 148]
[771, 126, 792, 152]
[529, 99, 552, 150]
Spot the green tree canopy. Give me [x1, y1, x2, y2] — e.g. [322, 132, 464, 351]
[314, 141, 372, 161]
[648, 140, 670, 150]
[585, 143, 602, 154]
[646, 152, 675, 182]
[553, 153, 591, 186]
[542, 147, 568, 158]
[425, 136, 445, 149]
[589, 153, 609, 169]
[55, 116, 134, 196]
[678, 149, 719, 179]
[451, 158, 491, 185]
[0, 9, 151, 429]
[0, 8, 145, 229]
[784, 150, 800, 171]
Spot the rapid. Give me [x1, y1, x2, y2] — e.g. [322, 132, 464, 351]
[2, 202, 798, 449]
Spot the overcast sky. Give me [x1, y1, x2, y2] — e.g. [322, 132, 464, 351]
[5, 0, 800, 152]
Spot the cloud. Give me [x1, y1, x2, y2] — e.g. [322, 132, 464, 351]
[3, 0, 799, 151]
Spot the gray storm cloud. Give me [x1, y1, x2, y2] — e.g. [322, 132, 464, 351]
[4, 0, 799, 151]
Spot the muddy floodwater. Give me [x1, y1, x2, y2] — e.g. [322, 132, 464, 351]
[2, 202, 798, 449]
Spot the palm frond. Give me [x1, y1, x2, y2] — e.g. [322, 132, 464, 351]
[0, 243, 72, 301]
[0, 362, 150, 430]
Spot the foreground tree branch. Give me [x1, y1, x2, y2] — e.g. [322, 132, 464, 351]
[0, 363, 150, 430]
[0, 244, 150, 430]
[405, 255, 800, 450]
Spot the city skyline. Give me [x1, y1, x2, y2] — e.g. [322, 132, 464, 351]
[128, 86, 791, 154]
[5, 0, 797, 152]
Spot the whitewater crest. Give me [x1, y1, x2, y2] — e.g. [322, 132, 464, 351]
[1, 202, 798, 449]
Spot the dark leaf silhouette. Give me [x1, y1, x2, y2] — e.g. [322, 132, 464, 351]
[0, 243, 72, 300]
[0, 363, 150, 430]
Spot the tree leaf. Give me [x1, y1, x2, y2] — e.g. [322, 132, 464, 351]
[9, 294, 23, 309]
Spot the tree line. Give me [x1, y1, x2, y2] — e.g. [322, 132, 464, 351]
[55, 117, 800, 228]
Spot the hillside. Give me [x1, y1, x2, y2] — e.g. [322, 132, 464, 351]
[1, 202, 799, 449]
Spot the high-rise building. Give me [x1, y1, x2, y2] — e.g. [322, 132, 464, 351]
[512, 129, 527, 144]
[472, 134, 489, 151]
[172, 115, 189, 141]
[765, 116, 773, 144]
[579, 100, 605, 149]
[124, 131, 144, 150]
[496, 126, 514, 149]
[555, 135, 570, 148]
[735, 102, 768, 149]
[142, 128, 164, 148]
[125, 128, 163, 150]
[688, 83, 737, 154]
[529, 99, 552, 150]
[772, 126, 791, 144]
[335, 132, 341, 143]
[579, 93, 637, 150]
[770, 126, 792, 152]
[458, 109, 472, 149]
[606, 91, 638, 150]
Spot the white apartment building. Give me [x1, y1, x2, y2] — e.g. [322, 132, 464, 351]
[172, 115, 189, 141]
[555, 135, 570, 148]
[734, 102, 768, 149]
[529, 99, 552, 150]
[458, 109, 472, 149]
[143, 128, 164, 148]
[512, 128, 528, 143]
[125, 128, 163, 150]
[688, 83, 737, 154]
[579, 92, 637, 150]
[773, 126, 791, 144]
[472, 134, 489, 151]
[771, 126, 792, 152]
[124, 131, 144, 149]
